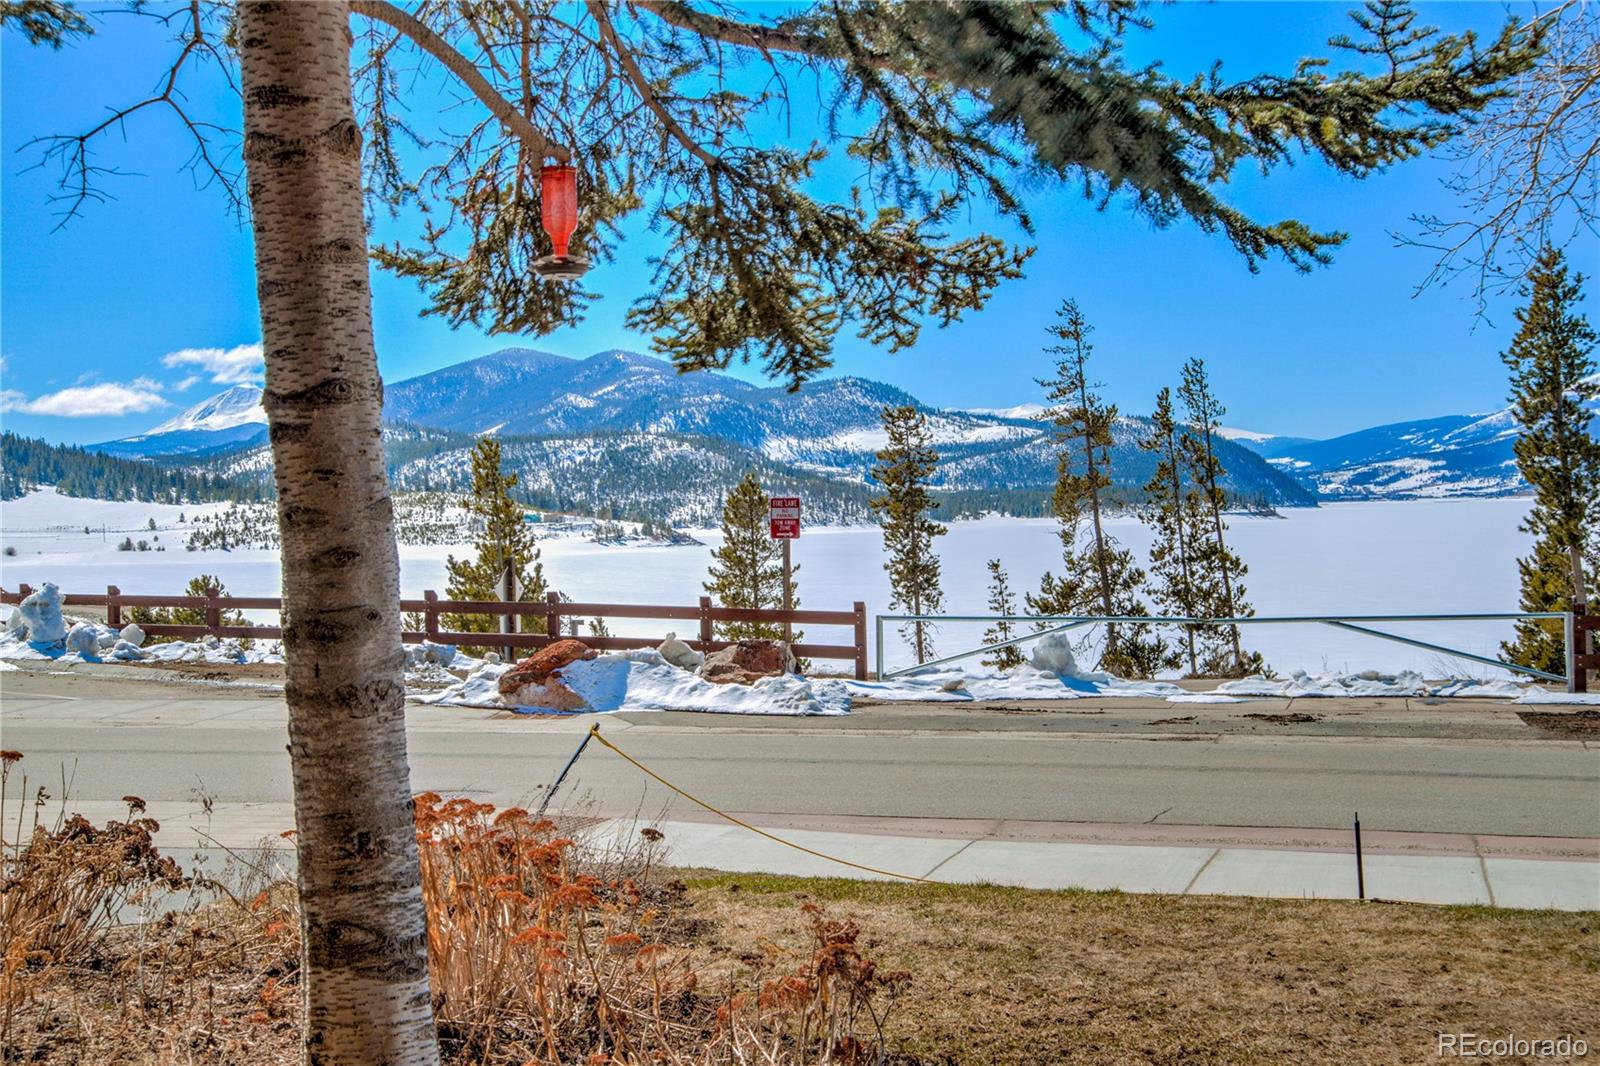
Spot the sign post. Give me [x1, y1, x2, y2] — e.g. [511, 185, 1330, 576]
[769, 496, 801, 644]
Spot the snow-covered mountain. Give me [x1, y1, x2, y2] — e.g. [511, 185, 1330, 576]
[150, 385, 265, 434]
[92, 385, 268, 459]
[380, 349, 1314, 507]
[1261, 411, 1526, 499]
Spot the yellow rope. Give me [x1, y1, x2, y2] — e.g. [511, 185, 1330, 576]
[584, 724, 942, 885]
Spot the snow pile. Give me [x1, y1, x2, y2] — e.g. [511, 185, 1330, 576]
[416, 649, 849, 716]
[0, 604, 284, 665]
[16, 583, 69, 644]
[845, 662, 1590, 704]
[1215, 670, 1431, 698]
[1512, 688, 1600, 705]
[135, 637, 285, 665]
[845, 662, 1188, 703]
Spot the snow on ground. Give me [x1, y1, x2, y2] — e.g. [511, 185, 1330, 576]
[416, 650, 850, 716]
[0, 491, 1553, 679]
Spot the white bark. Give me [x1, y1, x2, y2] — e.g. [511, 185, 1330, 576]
[238, 3, 438, 1062]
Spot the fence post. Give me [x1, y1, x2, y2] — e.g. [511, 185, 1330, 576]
[423, 590, 440, 642]
[1570, 607, 1587, 694]
[853, 601, 868, 681]
[874, 615, 884, 681]
[545, 591, 561, 646]
[501, 560, 517, 663]
[698, 595, 713, 650]
[107, 585, 121, 629]
[205, 585, 222, 634]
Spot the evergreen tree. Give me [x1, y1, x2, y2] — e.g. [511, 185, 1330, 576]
[1026, 300, 1168, 677]
[1178, 358, 1263, 676]
[1501, 247, 1600, 673]
[443, 439, 547, 641]
[128, 575, 248, 643]
[981, 559, 1025, 671]
[703, 472, 800, 642]
[870, 405, 946, 664]
[1140, 387, 1204, 676]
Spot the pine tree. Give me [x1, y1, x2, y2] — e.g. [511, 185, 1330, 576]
[1026, 300, 1168, 677]
[1501, 247, 1600, 673]
[703, 472, 800, 642]
[443, 439, 547, 641]
[1178, 358, 1263, 677]
[981, 559, 1025, 670]
[870, 405, 946, 664]
[1140, 387, 1203, 676]
[128, 575, 248, 642]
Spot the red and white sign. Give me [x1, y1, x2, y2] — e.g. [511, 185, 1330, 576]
[769, 496, 801, 539]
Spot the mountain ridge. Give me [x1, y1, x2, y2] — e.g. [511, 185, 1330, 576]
[86, 345, 1561, 515]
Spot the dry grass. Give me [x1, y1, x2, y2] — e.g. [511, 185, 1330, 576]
[677, 872, 1600, 1065]
[2, 784, 910, 1065]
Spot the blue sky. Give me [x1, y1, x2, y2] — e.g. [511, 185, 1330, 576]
[2, 1, 1590, 446]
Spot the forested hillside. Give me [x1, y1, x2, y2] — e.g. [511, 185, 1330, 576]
[1, 432, 271, 504]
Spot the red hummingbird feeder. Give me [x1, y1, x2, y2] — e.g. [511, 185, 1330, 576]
[534, 162, 589, 280]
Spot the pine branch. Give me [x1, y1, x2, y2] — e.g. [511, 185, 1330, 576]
[350, 0, 570, 161]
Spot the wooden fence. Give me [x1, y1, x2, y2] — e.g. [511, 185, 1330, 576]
[0, 584, 869, 680]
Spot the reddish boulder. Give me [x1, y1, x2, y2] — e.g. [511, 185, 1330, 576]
[502, 678, 591, 712]
[697, 639, 796, 685]
[497, 638, 596, 694]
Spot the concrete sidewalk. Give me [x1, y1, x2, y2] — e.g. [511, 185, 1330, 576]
[40, 798, 1600, 911]
[604, 818, 1600, 910]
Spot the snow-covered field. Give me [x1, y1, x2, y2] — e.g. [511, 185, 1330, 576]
[0, 490, 1542, 678]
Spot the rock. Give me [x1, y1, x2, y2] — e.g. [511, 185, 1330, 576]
[483, 651, 501, 665]
[17, 582, 67, 645]
[503, 678, 591, 712]
[1030, 632, 1080, 676]
[656, 631, 703, 671]
[940, 677, 967, 692]
[418, 640, 457, 666]
[497, 638, 596, 694]
[698, 639, 795, 685]
[64, 622, 100, 658]
[110, 640, 145, 661]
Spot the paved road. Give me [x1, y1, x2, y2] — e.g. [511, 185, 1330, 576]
[4, 670, 1597, 840]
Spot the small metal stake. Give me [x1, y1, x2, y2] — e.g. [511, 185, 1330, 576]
[536, 728, 595, 817]
[1354, 812, 1366, 901]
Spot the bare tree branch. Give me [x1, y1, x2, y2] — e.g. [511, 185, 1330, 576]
[1404, 0, 1599, 310]
[349, 0, 570, 161]
[588, 0, 723, 172]
[23, 0, 242, 228]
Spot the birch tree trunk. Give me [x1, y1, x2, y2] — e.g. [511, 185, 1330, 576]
[238, 4, 438, 1062]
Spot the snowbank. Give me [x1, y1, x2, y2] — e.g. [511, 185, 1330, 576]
[0, 606, 284, 666]
[1215, 670, 1431, 698]
[843, 663, 1186, 703]
[416, 649, 849, 716]
[842, 664, 1587, 705]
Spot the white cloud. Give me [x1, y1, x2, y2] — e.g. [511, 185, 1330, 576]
[160, 343, 264, 385]
[172, 375, 202, 392]
[0, 381, 169, 418]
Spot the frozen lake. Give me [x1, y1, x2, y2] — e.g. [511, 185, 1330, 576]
[0, 492, 1539, 678]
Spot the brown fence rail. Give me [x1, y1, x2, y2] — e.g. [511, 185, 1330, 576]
[1, 584, 869, 680]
